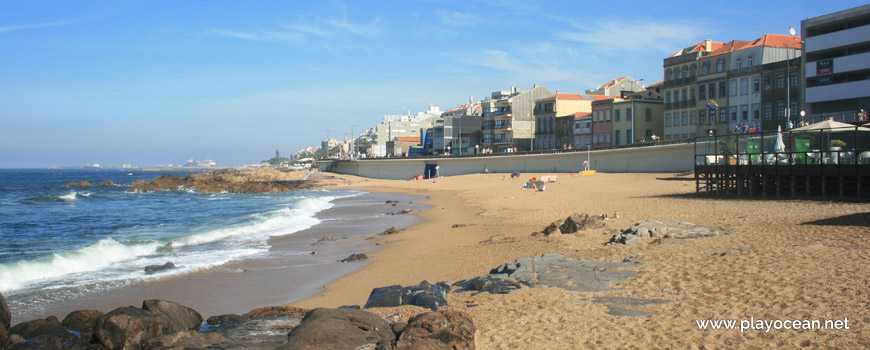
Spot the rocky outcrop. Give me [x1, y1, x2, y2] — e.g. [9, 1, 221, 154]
[126, 168, 342, 194]
[379, 227, 399, 236]
[458, 254, 637, 294]
[142, 330, 230, 350]
[608, 220, 728, 245]
[397, 310, 476, 350]
[533, 213, 605, 237]
[8, 316, 65, 342]
[64, 181, 92, 187]
[278, 308, 395, 350]
[61, 310, 103, 344]
[364, 281, 451, 311]
[204, 305, 308, 349]
[1, 291, 10, 331]
[98, 180, 115, 186]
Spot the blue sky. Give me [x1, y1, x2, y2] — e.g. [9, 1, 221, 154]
[1, 0, 865, 167]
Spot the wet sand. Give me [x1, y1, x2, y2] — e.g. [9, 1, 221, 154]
[292, 172, 869, 349]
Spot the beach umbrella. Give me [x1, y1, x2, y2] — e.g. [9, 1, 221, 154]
[774, 125, 786, 153]
[792, 119, 870, 131]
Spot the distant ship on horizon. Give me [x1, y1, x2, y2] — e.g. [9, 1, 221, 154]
[183, 158, 216, 167]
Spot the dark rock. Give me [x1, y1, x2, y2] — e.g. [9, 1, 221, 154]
[609, 220, 727, 245]
[455, 274, 523, 295]
[340, 253, 369, 263]
[10, 334, 63, 350]
[245, 306, 308, 319]
[144, 262, 175, 275]
[378, 227, 399, 236]
[559, 213, 604, 234]
[1, 326, 7, 349]
[141, 300, 202, 332]
[337, 305, 360, 310]
[402, 281, 450, 311]
[1, 291, 10, 330]
[486, 254, 637, 293]
[396, 310, 476, 350]
[9, 316, 65, 341]
[97, 180, 115, 186]
[64, 181, 93, 187]
[204, 307, 306, 350]
[388, 209, 413, 216]
[62, 310, 104, 344]
[142, 330, 230, 350]
[278, 308, 394, 350]
[364, 285, 404, 309]
[131, 179, 147, 185]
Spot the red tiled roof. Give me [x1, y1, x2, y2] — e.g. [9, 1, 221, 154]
[646, 81, 664, 88]
[396, 137, 420, 142]
[669, 40, 724, 58]
[705, 40, 751, 57]
[570, 112, 592, 118]
[746, 34, 802, 49]
[543, 93, 585, 100]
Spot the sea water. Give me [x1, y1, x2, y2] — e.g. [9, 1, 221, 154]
[0, 169, 362, 317]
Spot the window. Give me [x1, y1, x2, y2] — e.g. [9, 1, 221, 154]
[752, 104, 760, 120]
[682, 88, 688, 104]
[665, 70, 672, 82]
[673, 112, 679, 126]
[716, 58, 724, 72]
[776, 102, 785, 117]
[699, 110, 706, 125]
[731, 108, 737, 122]
[682, 66, 688, 79]
[665, 134, 672, 140]
[776, 74, 784, 89]
[615, 109, 621, 122]
[605, 110, 611, 121]
[627, 108, 632, 121]
[690, 65, 696, 78]
[764, 104, 772, 119]
[764, 75, 771, 88]
[691, 87, 696, 101]
[626, 130, 632, 144]
[741, 105, 749, 121]
[690, 111, 696, 125]
[645, 108, 652, 121]
[752, 77, 760, 93]
[735, 58, 742, 69]
[790, 101, 798, 116]
[615, 130, 621, 145]
[666, 91, 671, 105]
[709, 83, 716, 98]
[789, 71, 798, 87]
[730, 80, 738, 96]
[740, 78, 749, 95]
[681, 112, 688, 125]
[702, 62, 710, 75]
[747, 56, 753, 67]
[720, 108, 727, 123]
[666, 114, 671, 126]
[719, 81, 726, 97]
[699, 85, 706, 100]
[605, 134, 610, 143]
[674, 67, 680, 81]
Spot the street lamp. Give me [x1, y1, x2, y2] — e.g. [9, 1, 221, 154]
[785, 27, 799, 128]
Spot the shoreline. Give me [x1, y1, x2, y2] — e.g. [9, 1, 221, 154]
[11, 190, 428, 322]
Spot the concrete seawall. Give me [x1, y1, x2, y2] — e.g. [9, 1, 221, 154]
[317, 143, 694, 179]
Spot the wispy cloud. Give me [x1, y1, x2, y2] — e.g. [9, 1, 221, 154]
[206, 27, 306, 42]
[438, 11, 478, 27]
[558, 19, 711, 53]
[0, 19, 85, 34]
[209, 5, 382, 43]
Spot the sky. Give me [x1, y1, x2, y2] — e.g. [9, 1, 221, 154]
[1, 0, 866, 168]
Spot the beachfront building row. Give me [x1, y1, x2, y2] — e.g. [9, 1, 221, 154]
[662, 34, 803, 141]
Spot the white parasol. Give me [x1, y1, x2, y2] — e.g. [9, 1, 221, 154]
[774, 125, 786, 152]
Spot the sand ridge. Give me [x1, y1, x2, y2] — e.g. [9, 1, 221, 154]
[293, 172, 869, 349]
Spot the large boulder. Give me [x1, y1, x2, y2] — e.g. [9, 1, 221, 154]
[608, 220, 728, 245]
[363, 285, 404, 309]
[1, 291, 10, 330]
[95, 300, 200, 350]
[141, 300, 202, 332]
[455, 274, 523, 295]
[64, 181, 93, 187]
[62, 310, 104, 346]
[278, 308, 394, 350]
[97, 180, 115, 186]
[397, 310, 476, 350]
[9, 316, 65, 341]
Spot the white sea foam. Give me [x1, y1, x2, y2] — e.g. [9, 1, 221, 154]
[59, 192, 78, 201]
[0, 237, 161, 291]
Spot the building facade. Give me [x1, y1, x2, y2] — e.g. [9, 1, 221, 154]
[482, 85, 553, 152]
[591, 98, 620, 147]
[533, 93, 602, 150]
[663, 40, 722, 141]
[585, 76, 646, 96]
[801, 4, 870, 123]
[572, 113, 593, 149]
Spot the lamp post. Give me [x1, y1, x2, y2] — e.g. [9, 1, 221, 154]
[631, 79, 643, 144]
[786, 27, 798, 128]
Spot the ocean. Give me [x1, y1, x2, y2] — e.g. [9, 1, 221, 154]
[0, 169, 423, 321]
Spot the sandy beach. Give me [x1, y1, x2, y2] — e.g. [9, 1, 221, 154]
[291, 171, 869, 349]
